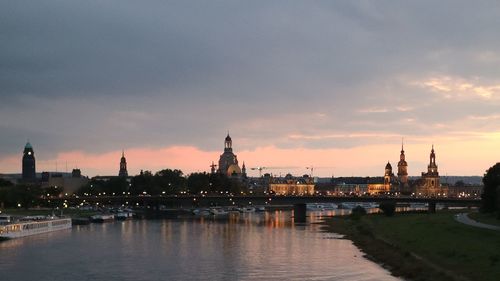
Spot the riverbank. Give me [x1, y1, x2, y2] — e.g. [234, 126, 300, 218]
[321, 211, 500, 281]
[468, 212, 500, 227]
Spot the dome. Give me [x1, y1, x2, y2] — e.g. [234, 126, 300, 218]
[227, 164, 241, 176]
[25, 142, 32, 149]
[225, 134, 232, 142]
[385, 162, 392, 170]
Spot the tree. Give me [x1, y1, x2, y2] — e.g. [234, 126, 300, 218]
[481, 163, 500, 213]
[0, 185, 42, 209]
[130, 170, 154, 195]
[154, 169, 187, 194]
[187, 172, 210, 194]
[379, 201, 396, 217]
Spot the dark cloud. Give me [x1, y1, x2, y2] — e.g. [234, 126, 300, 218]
[1, 1, 500, 158]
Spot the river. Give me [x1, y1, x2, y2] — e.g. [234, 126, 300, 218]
[0, 210, 400, 281]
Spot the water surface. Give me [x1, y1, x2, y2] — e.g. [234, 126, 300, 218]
[0, 211, 400, 281]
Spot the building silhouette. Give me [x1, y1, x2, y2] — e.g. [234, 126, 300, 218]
[415, 145, 445, 196]
[22, 141, 36, 183]
[217, 133, 245, 177]
[397, 141, 410, 193]
[119, 150, 128, 177]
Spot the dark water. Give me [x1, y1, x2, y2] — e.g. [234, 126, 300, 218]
[0, 211, 400, 281]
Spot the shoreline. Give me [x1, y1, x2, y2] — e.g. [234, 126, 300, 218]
[319, 211, 486, 281]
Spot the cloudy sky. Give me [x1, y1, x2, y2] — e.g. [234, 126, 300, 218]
[1, 1, 499, 177]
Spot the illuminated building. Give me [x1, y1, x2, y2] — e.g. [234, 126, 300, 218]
[415, 145, 447, 197]
[368, 162, 397, 194]
[269, 174, 315, 195]
[397, 141, 410, 193]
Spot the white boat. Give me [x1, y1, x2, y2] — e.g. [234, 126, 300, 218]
[238, 207, 255, 213]
[0, 217, 72, 240]
[307, 203, 325, 211]
[255, 206, 266, 212]
[209, 207, 229, 216]
[90, 214, 115, 223]
[115, 212, 134, 220]
[0, 215, 12, 225]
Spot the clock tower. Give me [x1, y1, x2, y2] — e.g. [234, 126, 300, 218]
[22, 141, 36, 183]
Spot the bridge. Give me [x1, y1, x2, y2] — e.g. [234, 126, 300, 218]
[48, 194, 480, 209]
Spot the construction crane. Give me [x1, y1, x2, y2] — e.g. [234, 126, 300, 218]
[250, 167, 266, 177]
[250, 166, 301, 177]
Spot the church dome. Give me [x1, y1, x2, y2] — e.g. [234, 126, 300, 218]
[385, 162, 392, 170]
[227, 164, 241, 176]
[225, 134, 232, 142]
[25, 142, 32, 149]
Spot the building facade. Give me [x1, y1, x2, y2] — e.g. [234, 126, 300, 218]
[368, 162, 397, 194]
[22, 142, 36, 183]
[269, 174, 315, 195]
[415, 145, 446, 196]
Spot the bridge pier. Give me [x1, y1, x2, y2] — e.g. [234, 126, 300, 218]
[293, 203, 307, 223]
[428, 202, 436, 213]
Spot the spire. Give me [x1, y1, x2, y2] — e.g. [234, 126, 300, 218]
[401, 138, 404, 152]
[122, 149, 125, 158]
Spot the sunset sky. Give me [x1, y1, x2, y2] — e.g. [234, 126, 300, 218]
[1, 1, 499, 177]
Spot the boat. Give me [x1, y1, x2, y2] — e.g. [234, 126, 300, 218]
[255, 206, 266, 212]
[115, 212, 134, 220]
[238, 207, 255, 213]
[0, 216, 72, 240]
[90, 214, 115, 223]
[307, 203, 325, 211]
[209, 207, 229, 216]
[0, 214, 12, 225]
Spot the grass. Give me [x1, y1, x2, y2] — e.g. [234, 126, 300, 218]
[468, 212, 500, 227]
[321, 211, 500, 281]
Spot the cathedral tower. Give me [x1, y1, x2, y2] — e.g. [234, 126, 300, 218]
[22, 141, 36, 182]
[119, 150, 128, 177]
[217, 133, 241, 176]
[422, 145, 440, 190]
[397, 141, 408, 185]
[384, 162, 393, 185]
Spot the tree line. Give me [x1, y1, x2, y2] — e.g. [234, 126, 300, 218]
[75, 169, 247, 196]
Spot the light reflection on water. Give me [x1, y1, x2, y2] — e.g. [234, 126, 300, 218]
[0, 211, 401, 281]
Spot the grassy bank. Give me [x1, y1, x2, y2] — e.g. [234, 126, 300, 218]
[321, 211, 500, 281]
[468, 212, 500, 227]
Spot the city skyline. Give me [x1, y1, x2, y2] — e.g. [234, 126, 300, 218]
[1, 1, 499, 177]
[0, 138, 486, 178]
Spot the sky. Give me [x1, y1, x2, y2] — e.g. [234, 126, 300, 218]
[1, 1, 499, 177]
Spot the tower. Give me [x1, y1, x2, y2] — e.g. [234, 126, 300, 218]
[421, 145, 440, 194]
[397, 141, 408, 185]
[218, 133, 241, 176]
[119, 150, 128, 177]
[242, 162, 247, 178]
[22, 141, 36, 182]
[224, 133, 232, 152]
[384, 162, 392, 186]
